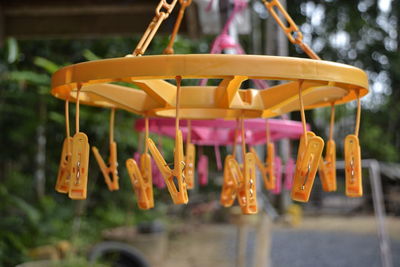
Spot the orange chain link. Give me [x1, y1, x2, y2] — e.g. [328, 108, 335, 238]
[133, 0, 178, 56]
[262, 0, 321, 60]
[164, 0, 192, 54]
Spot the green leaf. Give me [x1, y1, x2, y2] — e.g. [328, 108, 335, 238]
[10, 195, 41, 225]
[6, 70, 50, 85]
[6, 38, 19, 64]
[82, 49, 101, 61]
[34, 57, 59, 74]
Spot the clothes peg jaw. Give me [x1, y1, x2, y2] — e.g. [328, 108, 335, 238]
[126, 153, 154, 210]
[220, 155, 238, 207]
[229, 153, 257, 215]
[92, 142, 120, 191]
[345, 135, 362, 197]
[318, 140, 337, 192]
[69, 132, 90, 200]
[147, 130, 188, 205]
[291, 131, 324, 202]
[185, 143, 196, 189]
[55, 137, 73, 193]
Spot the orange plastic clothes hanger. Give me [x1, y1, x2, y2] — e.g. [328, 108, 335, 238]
[291, 81, 324, 202]
[251, 120, 276, 190]
[126, 116, 154, 210]
[147, 76, 188, 204]
[68, 84, 90, 200]
[345, 92, 363, 197]
[92, 108, 119, 191]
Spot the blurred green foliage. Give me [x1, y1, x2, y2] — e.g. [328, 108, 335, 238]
[0, 36, 203, 266]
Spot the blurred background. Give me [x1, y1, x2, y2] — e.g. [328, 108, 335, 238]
[0, 0, 400, 266]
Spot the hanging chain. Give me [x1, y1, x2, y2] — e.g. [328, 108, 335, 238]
[132, 0, 178, 56]
[262, 0, 321, 60]
[164, 0, 192, 54]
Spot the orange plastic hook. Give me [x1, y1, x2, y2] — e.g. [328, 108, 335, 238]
[147, 76, 188, 204]
[251, 120, 276, 190]
[126, 116, 154, 209]
[68, 85, 90, 200]
[92, 108, 119, 191]
[318, 104, 337, 192]
[55, 99, 73, 193]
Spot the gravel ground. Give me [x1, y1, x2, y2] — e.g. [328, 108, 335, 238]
[162, 216, 400, 267]
[270, 230, 400, 267]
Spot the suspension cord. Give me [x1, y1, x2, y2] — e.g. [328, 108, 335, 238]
[298, 80, 307, 145]
[232, 118, 239, 158]
[110, 108, 115, 145]
[240, 112, 246, 160]
[175, 76, 182, 137]
[75, 83, 82, 134]
[65, 98, 70, 138]
[329, 103, 335, 141]
[355, 91, 361, 137]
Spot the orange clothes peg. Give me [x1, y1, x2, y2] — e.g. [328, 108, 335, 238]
[126, 154, 154, 210]
[221, 119, 240, 207]
[69, 85, 90, 200]
[318, 104, 337, 192]
[345, 93, 363, 197]
[56, 99, 72, 193]
[251, 120, 276, 190]
[185, 120, 196, 189]
[147, 76, 188, 204]
[126, 116, 154, 209]
[92, 108, 119, 191]
[221, 116, 258, 214]
[229, 152, 257, 214]
[291, 81, 324, 202]
[220, 154, 239, 207]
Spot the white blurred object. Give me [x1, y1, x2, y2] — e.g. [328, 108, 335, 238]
[194, 0, 251, 34]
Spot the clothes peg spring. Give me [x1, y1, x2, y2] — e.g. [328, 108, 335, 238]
[185, 120, 196, 189]
[127, 117, 154, 209]
[345, 93, 363, 197]
[318, 103, 337, 192]
[68, 84, 90, 200]
[92, 108, 119, 191]
[291, 81, 324, 202]
[56, 99, 72, 193]
[147, 76, 188, 204]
